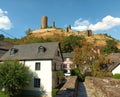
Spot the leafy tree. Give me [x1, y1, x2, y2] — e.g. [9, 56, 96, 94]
[73, 43, 96, 70]
[0, 60, 31, 97]
[61, 35, 85, 53]
[70, 68, 85, 81]
[73, 42, 101, 79]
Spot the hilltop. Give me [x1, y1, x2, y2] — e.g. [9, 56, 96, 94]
[3, 15, 120, 50]
[4, 27, 120, 49]
[24, 28, 119, 47]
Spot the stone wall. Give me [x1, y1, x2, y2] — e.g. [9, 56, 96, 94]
[55, 76, 78, 97]
[85, 77, 120, 97]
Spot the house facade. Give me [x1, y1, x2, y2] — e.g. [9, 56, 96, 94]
[0, 42, 63, 97]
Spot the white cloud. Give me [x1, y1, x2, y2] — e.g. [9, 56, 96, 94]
[0, 8, 12, 30]
[71, 18, 90, 31]
[89, 15, 120, 31]
[74, 18, 90, 26]
[71, 15, 120, 32]
[71, 25, 88, 31]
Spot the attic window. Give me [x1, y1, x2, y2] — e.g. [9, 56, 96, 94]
[10, 48, 18, 55]
[38, 46, 46, 53]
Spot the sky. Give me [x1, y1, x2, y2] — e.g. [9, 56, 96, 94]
[0, 0, 120, 40]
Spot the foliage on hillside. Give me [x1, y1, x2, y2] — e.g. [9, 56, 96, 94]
[2, 29, 119, 45]
[101, 39, 120, 55]
[61, 35, 85, 53]
[2, 29, 120, 53]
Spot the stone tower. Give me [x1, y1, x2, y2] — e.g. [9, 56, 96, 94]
[87, 30, 92, 36]
[66, 25, 71, 32]
[41, 16, 48, 29]
[52, 21, 55, 28]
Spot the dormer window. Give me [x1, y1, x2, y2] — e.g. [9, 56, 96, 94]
[10, 48, 18, 55]
[38, 46, 46, 53]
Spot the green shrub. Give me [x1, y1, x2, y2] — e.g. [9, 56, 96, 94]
[52, 89, 59, 97]
[71, 68, 85, 82]
[71, 68, 79, 75]
[113, 73, 120, 79]
[0, 92, 8, 97]
[0, 60, 31, 97]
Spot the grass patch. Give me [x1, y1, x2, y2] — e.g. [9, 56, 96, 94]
[113, 73, 120, 79]
[0, 92, 8, 97]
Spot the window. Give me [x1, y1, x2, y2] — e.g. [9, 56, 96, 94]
[38, 46, 46, 53]
[35, 62, 41, 70]
[10, 48, 18, 55]
[63, 64, 67, 68]
[34, 78, 40, 88]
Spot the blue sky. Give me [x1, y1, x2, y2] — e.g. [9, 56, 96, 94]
[0, 0, 120, 40]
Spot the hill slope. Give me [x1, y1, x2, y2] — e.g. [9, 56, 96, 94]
[26, 28, 118, 47]
[4, 28, 120, 49]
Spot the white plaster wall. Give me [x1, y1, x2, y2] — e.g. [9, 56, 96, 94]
[112, 64, 120, 75]
[21, 60, 52, 97]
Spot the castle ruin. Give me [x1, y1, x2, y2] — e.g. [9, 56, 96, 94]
[66, 25, 72, 32]
[87, 30, 92, 36]
[41, 16, 48, 29]
[31, 16, 93, 36]
[52, 21, 55, 28]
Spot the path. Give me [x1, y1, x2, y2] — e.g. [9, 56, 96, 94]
[55, 76, 77, 97]
[77, 82, 95, 97]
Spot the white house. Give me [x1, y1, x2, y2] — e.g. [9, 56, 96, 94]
[0, 42, 63, 97]
[62, 53, 74, 76]
[63, 58, 73, 76]
[112, 64, 120, 75]
[107, 53, 120, 75]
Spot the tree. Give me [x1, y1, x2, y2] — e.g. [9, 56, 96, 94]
[61, 35, 85, 53]
[73, 42, 99, 76]
[0, 60, 31, 97]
